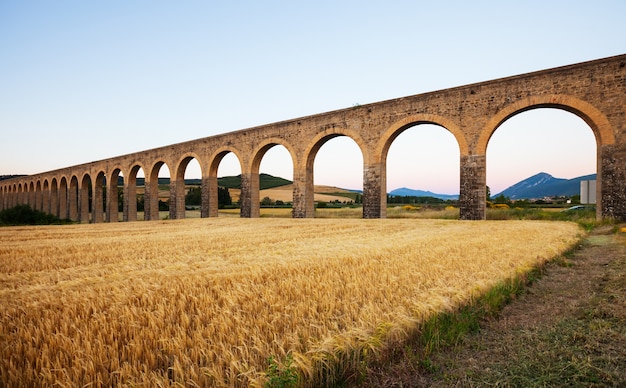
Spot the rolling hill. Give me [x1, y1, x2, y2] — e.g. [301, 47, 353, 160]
[495, 172, 596, 199]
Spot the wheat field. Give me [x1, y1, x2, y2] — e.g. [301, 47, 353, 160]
[0, 218, 581, 386]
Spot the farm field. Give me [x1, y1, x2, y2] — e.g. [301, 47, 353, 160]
[0, 218, 582, 386]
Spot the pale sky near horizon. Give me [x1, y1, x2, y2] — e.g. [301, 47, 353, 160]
[1, 1, 624, 195]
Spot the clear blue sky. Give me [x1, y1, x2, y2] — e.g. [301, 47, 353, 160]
[1, 1, 624, 194]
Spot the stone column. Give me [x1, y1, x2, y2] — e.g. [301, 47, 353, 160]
[208, 175, 219, 217]
[92, 179, 104, 223]
[239, 173, 252, 218]
[170, 178, 186, 220]
[362, 162, 384, 219]
[599, 143, 626, 221]
[124, 181, 137, 222]
[291, 167, 313, 218]
[79, 183, 90, 223]
[144, 178, 159, 221]
[106, 182, 118, 222]
[459, 154, 486, 220]
[50, 185, 59, 218]
[200, 177, 209, 218]
[248, 171, 260, 218]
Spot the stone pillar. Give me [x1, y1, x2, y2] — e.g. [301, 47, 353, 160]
[459, 154, 486, 220]
[249, 171, 260, 218]
[59, 183, 68, 220]
[200, 177, 209, 218]
[169, 178, 185, 220]
[144, 179, 159, 221]
[239, 173, 252, 218]
[124, 181, 137, 222]
[291, 167, 313, 218]
[50, 186, 59, 218]
[362, 162, 384, 218]
[599, 144, 626, 221]
[208, 175, 219, 217]
[43, 187, 50, 214]
[79, 183, 90, 223]
[92, 179, 104, 223]
[106, 182, 118, 222]
[68, 182, 78, 221]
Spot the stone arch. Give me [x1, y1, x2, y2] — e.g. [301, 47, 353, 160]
[79, 173, 92, 223]
[207, 147, 244, 217]
[376, 114, 468, 160]
[34, 180, 42, 211]
[50, 178, 59, 217]
[173, 153, 204, 219]
[107, 167, 123, 222]
[68, 176, 79, 221]
[145, 160, 172, 221]
[248, 139, 297, 217]
[478, 94, 613, 218]
[58, 177, 68, 219]
[126, 163, 147, 221]
[299, 130, 367, 218]
[374, 114, 466, 217]
[477, 94, 615, 154]
[0, 185, 5, 210]
[92, 171, 106, 223]
[42, 179, 50, 214]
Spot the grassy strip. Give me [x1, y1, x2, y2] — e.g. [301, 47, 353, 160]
[266, 239, 583, 387]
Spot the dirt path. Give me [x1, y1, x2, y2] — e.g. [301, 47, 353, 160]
[361, 225, 626, 387]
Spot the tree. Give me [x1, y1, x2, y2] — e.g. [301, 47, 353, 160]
[185, 187, 201, 206]
[486, 185, 491, 201]
[260, 196, 274, 206]
[218, 186, 232, 207]
[493, 194, 510, 205]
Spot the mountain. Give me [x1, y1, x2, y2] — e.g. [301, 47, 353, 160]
[496, 172, 596, 199]
[388, 187, 459, 200]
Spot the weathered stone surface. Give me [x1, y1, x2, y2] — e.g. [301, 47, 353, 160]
[1, 54, 625, 221]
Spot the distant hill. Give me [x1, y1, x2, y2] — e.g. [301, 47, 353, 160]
[217, 174, 292, 190]
[388, 187, 459, 201]
[496, 172, 596, 199]
[129, 174, 292, 190]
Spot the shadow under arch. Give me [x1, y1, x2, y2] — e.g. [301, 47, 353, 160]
[248, 138, 297, 218]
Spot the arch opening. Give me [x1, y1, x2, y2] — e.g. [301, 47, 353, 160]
[178, 157, 203, 219]
[208, 151, 242, 217]
[127, 166, 145, 221]
[254, 144, 294, 217]
[487, 108, 597, 210]
[386, 123, 460, 217]
[146, 162, 171, 221]
[311, 135, 363, 217]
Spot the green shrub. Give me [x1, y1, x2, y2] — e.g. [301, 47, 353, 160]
[0, 205, 72, 226]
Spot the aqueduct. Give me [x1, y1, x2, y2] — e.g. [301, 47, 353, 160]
[1, 54, 625, 222]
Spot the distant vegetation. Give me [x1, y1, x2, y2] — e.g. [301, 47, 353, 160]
[0, 205, 72, 226]
[217, 173, 292, 190]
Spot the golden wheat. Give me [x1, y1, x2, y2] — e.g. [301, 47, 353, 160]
[0, 218, 581, 386]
